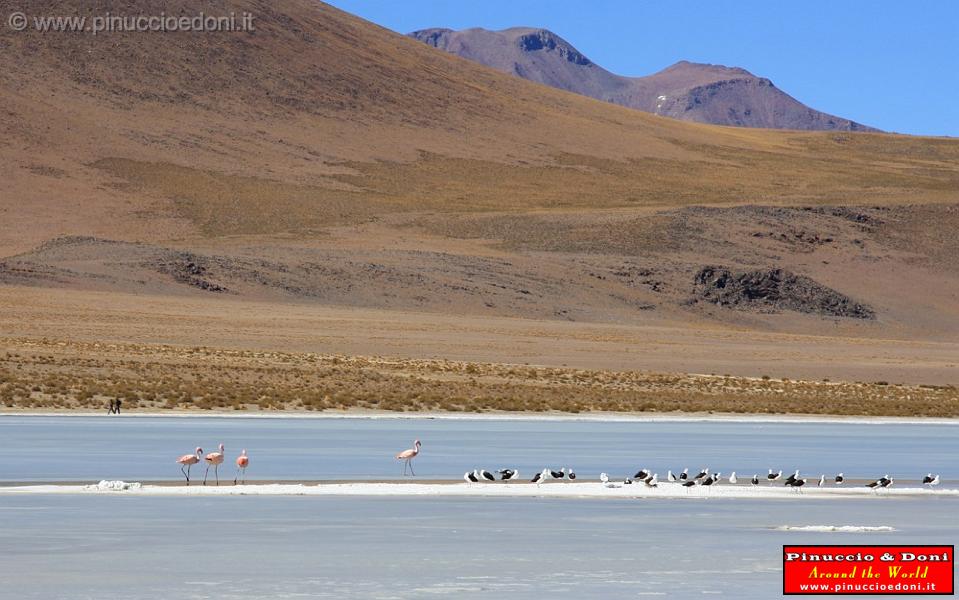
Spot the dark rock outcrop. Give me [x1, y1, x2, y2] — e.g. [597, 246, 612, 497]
[150, 254, 228, 293]
[692, 267, 875, 319]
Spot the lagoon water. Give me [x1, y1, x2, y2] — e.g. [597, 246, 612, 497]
[1, 415, 957, 598]
[1, 415, 957, 482]
[1, 495, 957, 599]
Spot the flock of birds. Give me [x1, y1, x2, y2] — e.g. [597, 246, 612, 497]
[463, 467, 577, 484]
[175, 444, 249, 485]
[461, 466, 944, 492]
[174, 439, 944, 492]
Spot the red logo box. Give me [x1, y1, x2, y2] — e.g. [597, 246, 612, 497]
[784, 545, 954, 595]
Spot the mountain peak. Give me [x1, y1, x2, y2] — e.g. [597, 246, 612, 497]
[511, 29, 592, 65]
[410, 27, 876, 131]
[659, 60, 756, 79]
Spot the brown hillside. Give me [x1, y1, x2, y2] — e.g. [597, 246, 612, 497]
[1, 0, 958, 415]
[1, 0, 958, 254]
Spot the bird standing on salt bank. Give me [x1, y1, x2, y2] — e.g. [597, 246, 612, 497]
[234, 449, 249, 485]
[498, 469, 519, 482]
[204, 444, 225, 486]
[176, 447, 202, 485]
[395, 439, 421, 476]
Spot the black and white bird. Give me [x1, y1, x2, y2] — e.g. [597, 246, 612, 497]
[566, 468, 576, 480]
[922, 473, 940, 487]
[701, 475, 716, 487]
[644, 473, 659, 488]
[728, 472, 738, 484]
[787, 478, 807, 492]
[695, 467, 709, 480]
[817, 474, 825, 488]
[623, 477, 634, 485]
[678, 468, 689, 481]
[667, 470, 677, 483]
[834, 473, 844, 485]
[480, 469, 496, 482]
[600, 472, 609, 484]
[498, 469, 519, 482]
[634, 468, 649, 480]
[464, 470, 479, 483]
[682, 480, 698, 488]
[550, 468, 566, 480]
[880, 476, 894, 489]
[531, 470, 546, 484]
[784, 470, 800, 486]
[751, 474, 760, 486]
[767, 469, 782, 483]
[867, 475, 890, 490]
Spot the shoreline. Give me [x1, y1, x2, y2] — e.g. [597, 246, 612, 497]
[2, 480, 956, 500]
[3, 409, 959, 426]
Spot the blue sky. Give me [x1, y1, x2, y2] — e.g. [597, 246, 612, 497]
[327, 1, 958, 136]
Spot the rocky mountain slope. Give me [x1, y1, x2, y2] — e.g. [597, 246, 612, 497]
[410, 27, 877, 131]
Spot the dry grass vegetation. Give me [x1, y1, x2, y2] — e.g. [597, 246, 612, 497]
[2, 338, 956, 417]
[1, 0, 957, 420]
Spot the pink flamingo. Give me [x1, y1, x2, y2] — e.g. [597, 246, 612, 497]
[234, 449, 249, 485]
[395, 439, 421, 476]
[204, 443, 225, 486]
[176, 447, 202, 485]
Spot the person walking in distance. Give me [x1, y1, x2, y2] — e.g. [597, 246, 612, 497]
[107, 399, 116, 414]
[115, 398, 122, 415]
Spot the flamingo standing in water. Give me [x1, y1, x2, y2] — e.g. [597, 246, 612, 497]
[176, 447, 202, 485]
[204, 443, 225, 486]
[395, 439, 421, 476]
[234, 449, 249, 485]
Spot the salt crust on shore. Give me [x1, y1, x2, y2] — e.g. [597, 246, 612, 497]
[1, 481, 956, 500]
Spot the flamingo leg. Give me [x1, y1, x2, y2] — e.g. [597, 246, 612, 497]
[234, 467, 240, 485]
[215, 464, 219, 486]
[204, 464, 210, 485]
[181, 464, 189, 484]
[408, 459, 415, 477]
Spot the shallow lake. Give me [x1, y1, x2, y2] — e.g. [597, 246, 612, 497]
[2, 415, 956, 598]
[1, 494, 956, 599]
[1, 415, 956, 483]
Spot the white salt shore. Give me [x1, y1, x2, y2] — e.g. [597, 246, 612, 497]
[775, 525, 896, 532]
[3, 411, 959, 425]
[2, 480, 957, 500]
